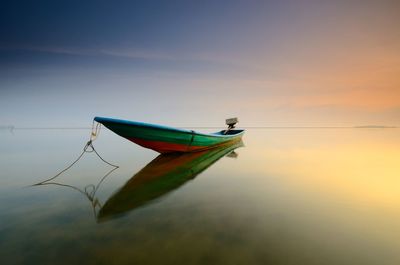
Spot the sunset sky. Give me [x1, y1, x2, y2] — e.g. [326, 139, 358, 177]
[1, 0, 399, 127]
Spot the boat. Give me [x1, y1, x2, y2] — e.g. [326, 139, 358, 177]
[97, 140, 243, 222]
[94, 116, 244, 153]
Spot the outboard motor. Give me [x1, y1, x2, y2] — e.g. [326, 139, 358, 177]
[225, 117, 238, 134]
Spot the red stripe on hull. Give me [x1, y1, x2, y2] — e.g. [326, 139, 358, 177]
[127, 137, 241, 153]
[127, 137, 206, 153]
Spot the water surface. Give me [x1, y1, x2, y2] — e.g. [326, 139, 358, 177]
[0, 128, 399, 265]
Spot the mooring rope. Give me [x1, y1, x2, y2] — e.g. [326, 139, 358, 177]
[32, 120, 119, 218]
[90, 120, 101, 142]
[33, 121, 119, 186]
[34, 165, 119, 215]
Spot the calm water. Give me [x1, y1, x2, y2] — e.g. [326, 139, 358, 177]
[0, 128, 399, 265]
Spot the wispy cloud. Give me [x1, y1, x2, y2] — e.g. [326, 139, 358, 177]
[0, 44, 91, 56]
[2, 44, 172, 60]
[0, 44, 262, 76]
[99, 49, 177, 61]
[0, 44, 230, 63]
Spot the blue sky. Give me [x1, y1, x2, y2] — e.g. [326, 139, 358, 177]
[1, 0, 399, 127]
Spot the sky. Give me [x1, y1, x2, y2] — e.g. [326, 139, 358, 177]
[0, 0, 399, 127]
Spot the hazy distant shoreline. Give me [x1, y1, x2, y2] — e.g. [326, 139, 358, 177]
[1, 125, 397, 130]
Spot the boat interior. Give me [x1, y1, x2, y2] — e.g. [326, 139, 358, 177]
[215, 129, 244, 135]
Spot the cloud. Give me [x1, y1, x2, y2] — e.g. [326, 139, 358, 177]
[0, 44, 260, 76]
[0, 44, 91, 56]
[1, 44, 175, 60]
[0, 44, 177, 60]
[99, 49, 176, 61]
[0, 44, 227, 63]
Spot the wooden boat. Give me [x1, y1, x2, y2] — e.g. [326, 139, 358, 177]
[97, 140, 243, 222]
[94, 116, 244, 153]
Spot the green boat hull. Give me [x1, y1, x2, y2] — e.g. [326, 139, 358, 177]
[94, 117, 244, 153]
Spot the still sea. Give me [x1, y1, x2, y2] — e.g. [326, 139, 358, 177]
[0, 128, 399, 265]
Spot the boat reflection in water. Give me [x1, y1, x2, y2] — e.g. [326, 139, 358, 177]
[97, 140, 243, 222]
[35, 140, 243, 222]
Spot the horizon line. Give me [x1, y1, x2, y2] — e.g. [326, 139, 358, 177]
[0, 125, 397, 130]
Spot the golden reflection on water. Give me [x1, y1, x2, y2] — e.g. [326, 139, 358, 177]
[247, 129, 400, 207]
[238, 129, 400, 255]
